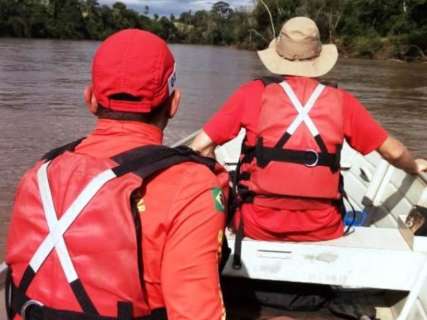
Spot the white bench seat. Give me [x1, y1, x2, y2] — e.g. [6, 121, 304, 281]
[223, 227, 427, 292]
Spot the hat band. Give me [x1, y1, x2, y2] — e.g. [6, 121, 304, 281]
[275, 33, 322, 61]
[276, 48, 321, 62]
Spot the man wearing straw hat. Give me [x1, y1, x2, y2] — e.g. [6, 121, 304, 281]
[191, 17, 427, 245]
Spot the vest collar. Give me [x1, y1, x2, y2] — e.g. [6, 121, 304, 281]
[93, 119, 163, 145]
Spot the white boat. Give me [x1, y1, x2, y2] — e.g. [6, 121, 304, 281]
[210, 130, 427, 320]
[1, 130, 427, 320]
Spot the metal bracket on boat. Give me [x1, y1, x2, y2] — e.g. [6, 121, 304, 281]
[360, 167, 373, 183]
[21, 299, 43, 320]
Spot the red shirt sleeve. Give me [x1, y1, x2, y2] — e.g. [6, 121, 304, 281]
[203, 81, 264, 145]
[161, 165, 226, 320]
[342, 90, 389, 155]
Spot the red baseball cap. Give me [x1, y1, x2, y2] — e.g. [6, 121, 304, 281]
[92, 29, 176, 113]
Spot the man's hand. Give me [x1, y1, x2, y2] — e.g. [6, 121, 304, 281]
[378, 136, 419, 175]
[415, 159, 427, 174]
[191, 130, 217, 158]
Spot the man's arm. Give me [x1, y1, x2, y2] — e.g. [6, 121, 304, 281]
[191, 81, 264, 155]
[161, 166, 226, 320]
[378, 136, 427, 174]
[342, 91, 427, 175]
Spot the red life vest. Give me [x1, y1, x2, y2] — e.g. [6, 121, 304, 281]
[241, 79, 344, 200]
[5, 141, 215, 320]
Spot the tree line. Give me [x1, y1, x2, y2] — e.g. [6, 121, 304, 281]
[1, 0, 426, 60]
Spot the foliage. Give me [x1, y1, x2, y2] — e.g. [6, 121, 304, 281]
[0, 0, 426, 60]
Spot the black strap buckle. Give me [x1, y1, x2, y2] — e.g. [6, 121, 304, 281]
[304, 150, 320, 167]
[21, 299, 43, 320]
[255, 137, 269, 168]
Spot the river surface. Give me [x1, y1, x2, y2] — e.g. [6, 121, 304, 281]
[1, 39, 427, 258]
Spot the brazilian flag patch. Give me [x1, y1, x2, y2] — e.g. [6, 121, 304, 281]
[212, 188, 225, 213]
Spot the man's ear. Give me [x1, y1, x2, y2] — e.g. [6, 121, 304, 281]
[169, 89, 181, 119]
[84, 85, 98, 114]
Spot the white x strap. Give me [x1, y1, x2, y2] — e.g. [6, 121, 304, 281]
[279, 81, 325, 137]
[30, 162, 116, 283]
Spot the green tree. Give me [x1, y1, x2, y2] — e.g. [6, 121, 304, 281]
[212, 1, 233, 19]
[0, 0, 425, 60]
[82, 0, 104, 39]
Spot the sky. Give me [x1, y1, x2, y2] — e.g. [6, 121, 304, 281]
[98, 0, 253, 16]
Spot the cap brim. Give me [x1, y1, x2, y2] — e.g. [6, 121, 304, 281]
[257, 39, 338, 78]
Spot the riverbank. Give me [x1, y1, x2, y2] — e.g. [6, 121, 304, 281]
[1, 1, 426, 63]
[1, 35, 425, 63]
[337, 36, 427, 62]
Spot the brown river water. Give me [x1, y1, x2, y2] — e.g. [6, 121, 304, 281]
[0, 39, 427, 260]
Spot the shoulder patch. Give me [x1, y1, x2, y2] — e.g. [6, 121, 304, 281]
[212, 188, 225, 213]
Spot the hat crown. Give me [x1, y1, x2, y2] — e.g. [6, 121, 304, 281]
[276, 17, 322, 61]
[282, 17, 320, 41]
[92, 29, 176, 113]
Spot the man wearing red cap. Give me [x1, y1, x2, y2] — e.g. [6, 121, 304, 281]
[6, 29, 227, 320]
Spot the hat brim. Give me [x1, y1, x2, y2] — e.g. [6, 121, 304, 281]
[257, 39, 338, 78]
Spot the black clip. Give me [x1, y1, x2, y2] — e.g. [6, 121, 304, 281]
[255, 138, 269, 168]
[174, 145, 194, 156]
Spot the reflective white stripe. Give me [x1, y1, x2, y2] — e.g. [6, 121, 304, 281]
[36, 162, 78, 282]
[280, 82, 325, 137]
[30, 163, 116, 283]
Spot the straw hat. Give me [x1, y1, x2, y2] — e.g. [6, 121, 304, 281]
[257, 17, 338, 77]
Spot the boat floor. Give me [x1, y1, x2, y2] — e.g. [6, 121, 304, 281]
[229, 305, 395, 319]
[227, 289, 399, 319]
[229, 306, 342, 319]
[0, 288, 397, 319]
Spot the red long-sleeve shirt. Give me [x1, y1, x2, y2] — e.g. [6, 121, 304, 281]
[75, 119, 227, 320]
[204, 77, 388, 241]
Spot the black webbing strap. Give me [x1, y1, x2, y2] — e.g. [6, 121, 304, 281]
[342, 192, 356, 236]
[70, 279, 99, 315]
[229, 140, 252, 271]
[42, 138, 85, 161]
[314, 135, 329, 154]
[256, 139, 340, 172]
[8, 279, 167, 320]
[112, 145, 216, 179]
[16, 264, 99, 316]
[9, 269, 167, 320]
[257, 76, 283, 87]
[337, 174, 356, 236]
[232, 218, 245, 270]
[17, 266, 36, 294]
[240, 144, 255, 164]
[227, 140, 256, 226]
[118, 302, 133, 320]
[273, 132, 292, 152]
[5, 267, 14, 319]
[5, 266, 32, 319]
[270, 132, 336, 166]
[130, 190, 148, 310]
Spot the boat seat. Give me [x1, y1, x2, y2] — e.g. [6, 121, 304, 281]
[223, 227, 427, 291]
